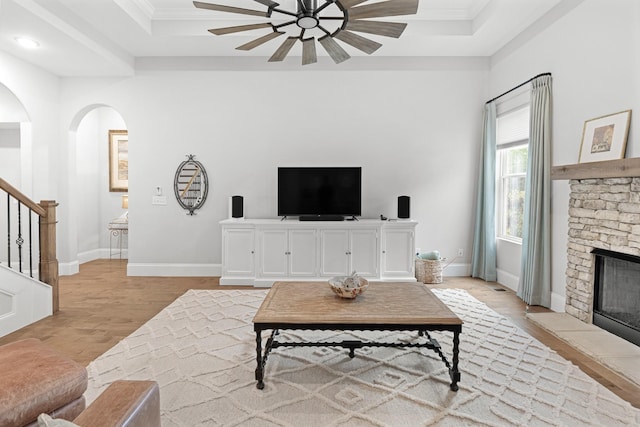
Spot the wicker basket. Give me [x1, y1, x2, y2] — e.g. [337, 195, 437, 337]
[415, 258, 445, 284]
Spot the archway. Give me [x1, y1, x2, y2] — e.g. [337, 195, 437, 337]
[0, 82, 31, 192]
[0, 82, 32, 264]
[66, 105, 127, 270]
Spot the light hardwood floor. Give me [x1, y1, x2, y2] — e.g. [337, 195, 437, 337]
[1, 259, 638, 408]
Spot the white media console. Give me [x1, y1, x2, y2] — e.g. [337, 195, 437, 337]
[220, 218, 418, 287]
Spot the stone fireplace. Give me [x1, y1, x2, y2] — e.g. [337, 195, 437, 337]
[566, 178, 640, 336]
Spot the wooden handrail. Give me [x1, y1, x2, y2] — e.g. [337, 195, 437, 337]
[1, 178, 59, 313]
[0, 178, 46, 217]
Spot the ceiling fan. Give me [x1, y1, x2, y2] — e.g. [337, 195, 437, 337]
[193, 0, 419, 65]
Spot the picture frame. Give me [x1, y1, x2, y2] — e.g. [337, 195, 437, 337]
[109, 130, 128, 192]
[578, 110, 631, 163]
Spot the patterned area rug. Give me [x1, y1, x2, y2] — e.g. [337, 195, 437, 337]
[85, 289, 640, 426]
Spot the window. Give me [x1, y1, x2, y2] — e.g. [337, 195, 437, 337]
[496, 106, 529, 242]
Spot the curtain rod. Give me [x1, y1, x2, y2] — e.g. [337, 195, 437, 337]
[485, 72, 551, 105]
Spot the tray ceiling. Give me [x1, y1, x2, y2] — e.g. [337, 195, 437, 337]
[0, 0, 570, 75]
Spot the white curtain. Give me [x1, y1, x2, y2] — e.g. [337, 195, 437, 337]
[517, 75, 552, 306]
[471, 102, 497, 281]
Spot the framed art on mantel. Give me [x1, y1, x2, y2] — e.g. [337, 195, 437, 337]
[578, 110, 631, 163]
[109, 130, 128, 192]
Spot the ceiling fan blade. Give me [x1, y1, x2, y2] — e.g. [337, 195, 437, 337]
[254, 0, 279, 7]
[236, 31, 285, 50]
[334, 30, 381, 54]
[348, 0, 419, 19]
[315, 0, 336, 14]
[209, 23, 272, 35]
[318, 35, 350, 64]
[339, 0, 368, 8]
[301, 38, 317, 65]
[346, 20, 407, 38]
[268, 37, 298, 62]
[194, 1, 268, 17]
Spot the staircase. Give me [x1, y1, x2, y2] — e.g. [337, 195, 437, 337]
[0, 178, 58, 337]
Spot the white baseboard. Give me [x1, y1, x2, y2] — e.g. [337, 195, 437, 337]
[496, 269, 519, 292]
[59, 260, 79, 276]
[550, 292, 566, 313]
[78, 249, 103, 264]
[62, 248, 130, 275]
[220, 277, 256, 286]
[496, 269, 566, 312]
[444, 263, 471, 277]
[127, 263, 222, 277]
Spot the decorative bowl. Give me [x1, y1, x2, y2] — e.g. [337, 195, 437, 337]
[329, 276, 369, 299]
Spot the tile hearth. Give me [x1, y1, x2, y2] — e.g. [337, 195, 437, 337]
[527, 312, 640, 388]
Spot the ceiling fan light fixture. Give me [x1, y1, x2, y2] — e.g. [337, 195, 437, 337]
[297, 16, 319, 29]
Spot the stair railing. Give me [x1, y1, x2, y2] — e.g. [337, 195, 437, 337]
[0, 177, 59, 312]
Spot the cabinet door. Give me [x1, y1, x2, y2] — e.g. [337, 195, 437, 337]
[259, 229, 288, 277]
[320, 230, 350, 276]
[288, 229, 317, 277]
[223, 228, 255, 276]
[350, 229, 379, 277]
[382, 228, 415, 277]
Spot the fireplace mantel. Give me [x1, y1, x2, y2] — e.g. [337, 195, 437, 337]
[552, 157, 640, 180]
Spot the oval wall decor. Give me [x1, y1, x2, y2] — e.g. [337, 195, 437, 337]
[174, 154, 208, 215]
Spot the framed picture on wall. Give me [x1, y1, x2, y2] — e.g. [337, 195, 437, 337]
[109, 129, 128, 192]
[578, 110, 631, 163]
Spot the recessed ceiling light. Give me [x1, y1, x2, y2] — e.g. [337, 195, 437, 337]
[14, 37, 40, 49]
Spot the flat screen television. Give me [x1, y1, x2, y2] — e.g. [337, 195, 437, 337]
[278, 167, 361, 219]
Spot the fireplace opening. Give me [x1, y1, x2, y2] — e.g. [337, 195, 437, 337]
[592, 249, 640, 347]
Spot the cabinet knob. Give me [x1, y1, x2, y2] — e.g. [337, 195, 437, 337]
[251, 251, 254, 254]
[382, 250, 386, 254]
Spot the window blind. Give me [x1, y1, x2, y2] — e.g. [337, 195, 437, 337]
[497, 106, 530, 148]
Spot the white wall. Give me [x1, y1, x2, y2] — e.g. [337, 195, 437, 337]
[496, 239, 522, 291]
[0, 84, 34, 267]
[0, 128, 21, 263]
[0, 128, 20, 184]
[0, 52, 64, 271]
[76, 111, 101, 255]
[489, 0, 640, 311]
[58, 65, 488, 275]
[0, 52, 60, 200]
[0, 84, 29, 123]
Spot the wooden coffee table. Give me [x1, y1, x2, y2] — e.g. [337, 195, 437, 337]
[253, 281, 463, 391]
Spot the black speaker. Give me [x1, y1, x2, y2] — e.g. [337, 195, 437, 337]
[398, 195, 410, 219]
[231, 195, 243, 218]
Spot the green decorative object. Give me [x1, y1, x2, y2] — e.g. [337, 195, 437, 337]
[419, 251, 441, 260]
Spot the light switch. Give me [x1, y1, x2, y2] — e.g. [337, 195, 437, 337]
[152, 196, 167, 205]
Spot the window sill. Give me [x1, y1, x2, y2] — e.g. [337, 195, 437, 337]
[497, 236, 522, 245]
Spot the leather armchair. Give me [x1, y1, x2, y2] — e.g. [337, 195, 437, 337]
[0, 339, 160, 427]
